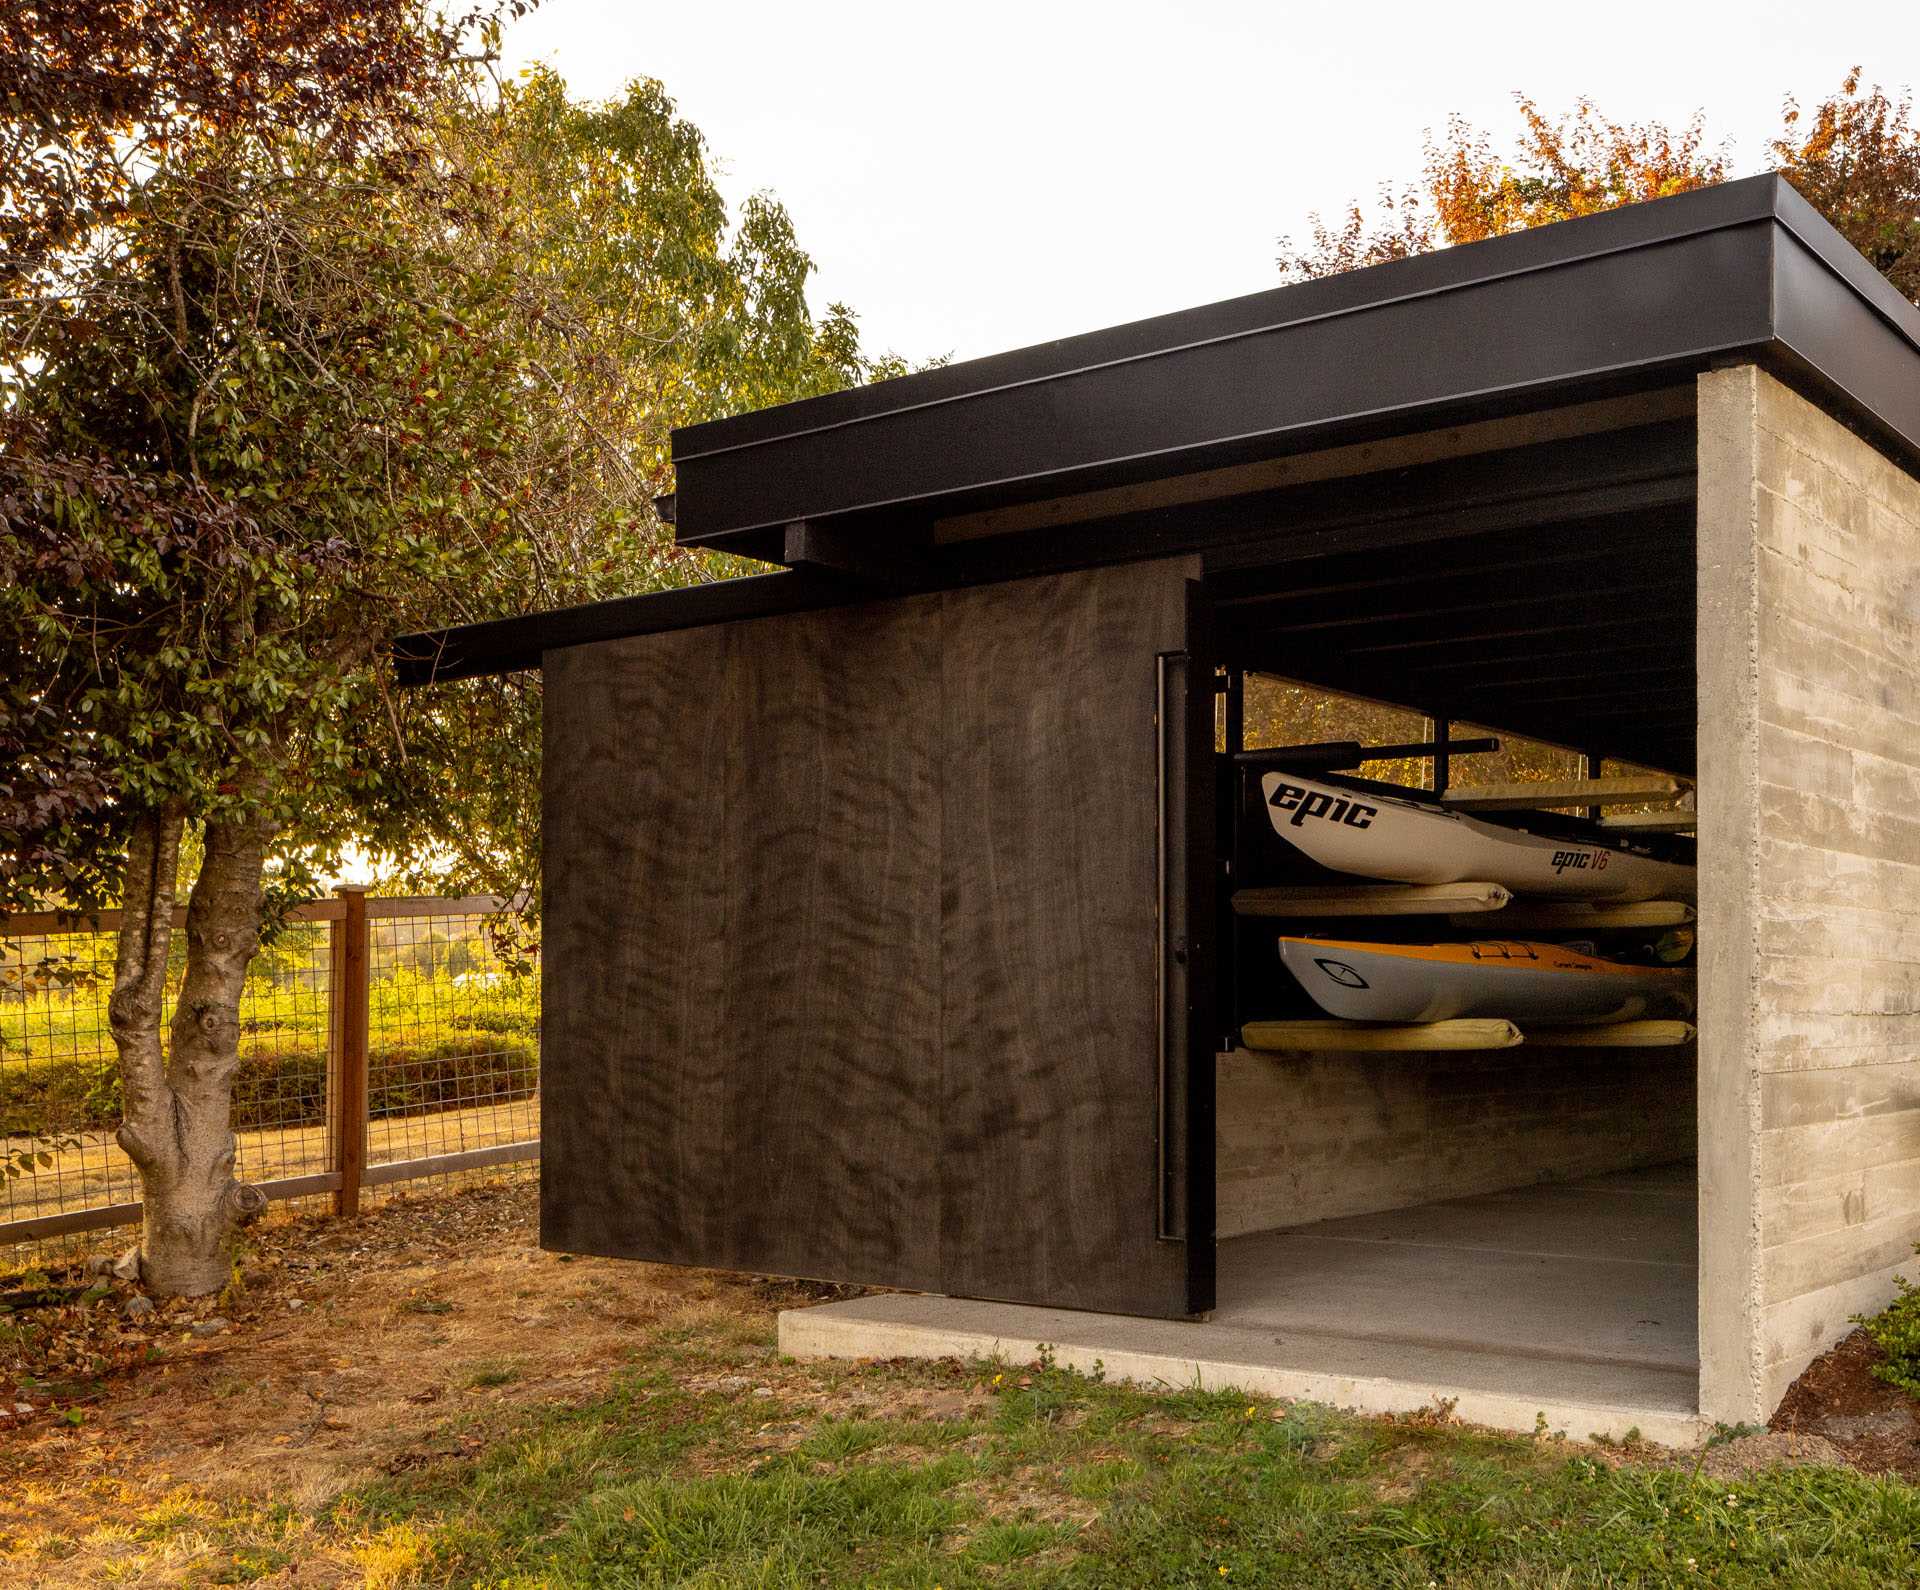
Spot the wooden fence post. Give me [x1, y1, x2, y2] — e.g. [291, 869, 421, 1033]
[330, 885, 371, 1218]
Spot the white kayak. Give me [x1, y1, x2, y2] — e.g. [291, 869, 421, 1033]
[1278, 937, 1696, 1025]
[1259, 773, 1695, 902]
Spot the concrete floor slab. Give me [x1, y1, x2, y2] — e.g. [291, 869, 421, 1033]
[1214, 1235, 1695, 1369]
[1215, 1166, 1698, 1370]
[781, 1293, 1703, 1447]
[1271, 1184, 1696, 1268]
[779, 1164, 1704, 1446]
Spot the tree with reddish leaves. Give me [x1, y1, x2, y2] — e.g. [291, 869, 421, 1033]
[1279, 71, 1920, 307]
[2, 5, 899, 1297]
[1772, 70, 1920, 306]
[0, 0, 506, 287]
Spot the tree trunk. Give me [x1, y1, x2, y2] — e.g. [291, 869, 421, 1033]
[111, 806, 276, 1296]
[108, 804, 185, 1155]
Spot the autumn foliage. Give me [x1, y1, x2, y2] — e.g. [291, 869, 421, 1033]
[0, 0, 511, 288]
[1772, 72, 1920, 305]
[1279, 70, 1920, 307]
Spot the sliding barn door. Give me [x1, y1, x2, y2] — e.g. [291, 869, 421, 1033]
[939, 558, 1212, 1317]
[541, 557, 1212, 1317]
[541, 597, 945, 1289]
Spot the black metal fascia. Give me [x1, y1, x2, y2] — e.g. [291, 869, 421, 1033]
[668, 176, 1782, 553]
[1764, 179, 1920, 469]
[391, 571, 859, 685]
[394, 174, 1920, 684]
[667, 173, 1920, 557]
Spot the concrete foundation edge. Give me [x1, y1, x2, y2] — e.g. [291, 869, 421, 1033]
[779, 1305, 1709, 1450]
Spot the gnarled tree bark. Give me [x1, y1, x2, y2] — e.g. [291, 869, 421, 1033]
[109, 803, 276, 1295]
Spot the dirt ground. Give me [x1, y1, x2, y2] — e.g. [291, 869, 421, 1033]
[0, 1178, 848, 1584]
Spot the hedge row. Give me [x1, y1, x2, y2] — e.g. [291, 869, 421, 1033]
[0, 1034, 538, 1137]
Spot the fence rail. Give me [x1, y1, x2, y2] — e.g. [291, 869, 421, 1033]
[0, 888, 541, 1261]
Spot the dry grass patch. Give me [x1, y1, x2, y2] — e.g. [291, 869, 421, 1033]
[0, 1179, 837, 1585]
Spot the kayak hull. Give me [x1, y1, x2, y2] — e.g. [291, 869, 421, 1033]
[1259, 773, 1695, 902]
[1278, 937, 1696, 1025]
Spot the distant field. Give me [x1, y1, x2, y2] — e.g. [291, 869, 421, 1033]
[3, 922, 537, 1070]
[1, 1094, 539, 1230]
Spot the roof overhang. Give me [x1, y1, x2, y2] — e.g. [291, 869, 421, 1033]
[395, 173, 1920, 688]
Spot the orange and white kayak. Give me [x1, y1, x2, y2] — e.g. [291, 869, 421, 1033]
[1260, 773, 1694, 902]
[1278, 937, 1695, 1025]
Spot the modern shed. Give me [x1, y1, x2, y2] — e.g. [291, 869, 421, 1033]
[400, 173, 1920, 1441]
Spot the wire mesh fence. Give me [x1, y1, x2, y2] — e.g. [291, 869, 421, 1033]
[0, 894, 539, 1270]
[363, 905, 541, 1206]
[0, 926, 139, 1255]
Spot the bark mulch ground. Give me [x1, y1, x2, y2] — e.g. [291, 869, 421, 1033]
[1771, 1325, 1920, 1482]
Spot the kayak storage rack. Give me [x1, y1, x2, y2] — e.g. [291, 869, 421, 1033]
[1240, 1017, 1698, 1052]
[1225, 743, 1698, 1052]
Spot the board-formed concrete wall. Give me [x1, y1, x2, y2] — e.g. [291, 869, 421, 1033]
[1218, 1045, 1692, 1237]
[1698, 365, 1920, 1423]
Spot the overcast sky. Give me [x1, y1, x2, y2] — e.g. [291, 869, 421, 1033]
[501, 1, 1914, 366]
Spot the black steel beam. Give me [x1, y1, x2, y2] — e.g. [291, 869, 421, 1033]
[781, 520, 933, 588]
[1407, 636, 1684, 679]
[1210, 525, 1682, 613]
[1338, 608, 1695, 662]
[1222, 574, 1684, 638]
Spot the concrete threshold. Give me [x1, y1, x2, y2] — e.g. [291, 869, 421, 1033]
[780, 1292, 1706, 1448]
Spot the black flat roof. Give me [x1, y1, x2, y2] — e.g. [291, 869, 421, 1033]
[396, 172, 1920, 686]
[670, 173, 1920, 557]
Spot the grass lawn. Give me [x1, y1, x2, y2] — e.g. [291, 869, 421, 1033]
[334, 1349, 1920, 1589]
[4, 1182, 1916, 1587]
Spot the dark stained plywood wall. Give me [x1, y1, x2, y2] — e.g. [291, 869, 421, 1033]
[542, 596, 945, 1289]
[542, 557, 1205, 1315]
[541, 626, 732, 1268]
